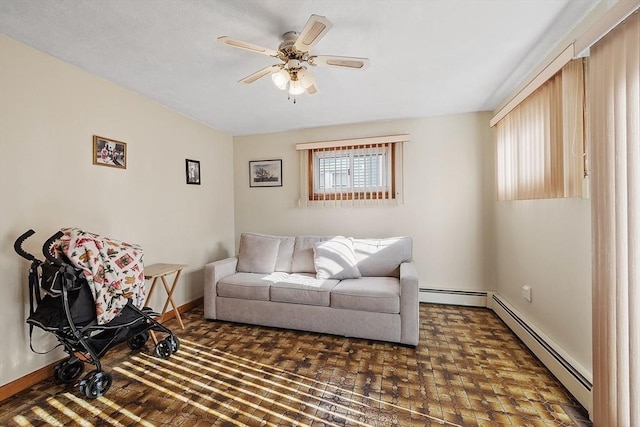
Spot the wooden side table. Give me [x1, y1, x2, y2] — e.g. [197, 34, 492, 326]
[144, 263, 188, 329]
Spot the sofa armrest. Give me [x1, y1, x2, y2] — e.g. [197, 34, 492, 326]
[399, 261, 419, 346]
[204, 257, 238, 319]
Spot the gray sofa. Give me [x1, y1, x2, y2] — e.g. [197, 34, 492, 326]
[203, 233, 419, 346]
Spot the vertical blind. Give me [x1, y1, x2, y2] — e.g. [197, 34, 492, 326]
[495, 59, 585, 200]
[589, 10, 639, 427]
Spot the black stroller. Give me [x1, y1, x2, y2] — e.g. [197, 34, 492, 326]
[14, 229, 180, 399]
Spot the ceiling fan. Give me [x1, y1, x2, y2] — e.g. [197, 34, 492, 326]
[218, 14, 369, 100]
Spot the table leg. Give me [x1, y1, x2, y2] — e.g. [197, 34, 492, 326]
[160, 269, 185, 329]
[145, 278, 159, 307]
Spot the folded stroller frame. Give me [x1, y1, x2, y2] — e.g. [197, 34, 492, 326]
[14, 229, 180, 399]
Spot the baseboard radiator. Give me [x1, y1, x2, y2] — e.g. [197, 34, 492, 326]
[420, 288, 592, 416]
[419, 288, 488, 306]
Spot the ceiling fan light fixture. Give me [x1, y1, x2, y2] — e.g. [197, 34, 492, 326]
[288, 79, 305, 95]
[298, 68, 315, 89]
[271, 68, 290, 90]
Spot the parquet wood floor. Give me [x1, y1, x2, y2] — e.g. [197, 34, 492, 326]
[0, 303, 591, 426]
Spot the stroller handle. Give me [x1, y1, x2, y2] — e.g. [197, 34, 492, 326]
[43, 231, 65, 265]
[14, 229, 37, 261]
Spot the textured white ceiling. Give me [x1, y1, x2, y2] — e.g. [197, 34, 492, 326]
[0, 0, 598, 136]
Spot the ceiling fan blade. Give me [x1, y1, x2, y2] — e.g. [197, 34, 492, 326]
[239, 65, 281, 84]
[218, 36, 279, 57]
[310, 55, 369, 69]
[293, 14, 333, 52]
[307, 83, 319, 95]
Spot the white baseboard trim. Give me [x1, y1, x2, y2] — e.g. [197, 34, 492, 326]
[488, 293, 592, 417]
[419, 288, 487, 307]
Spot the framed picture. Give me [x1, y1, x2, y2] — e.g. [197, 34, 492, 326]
[93, 135, 127, 169]
[186, 159, 201, 185]
[249, 159, 282, 187]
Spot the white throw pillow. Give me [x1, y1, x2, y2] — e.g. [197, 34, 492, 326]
[313, 237, 361, 280]
[236, 233, 281, 273]
[292, 236, 330, 273]
[352, 237, 412, 277]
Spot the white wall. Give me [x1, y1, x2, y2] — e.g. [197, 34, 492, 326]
[495, 198, 592, 373]
[233, 112, 496, 292]
[0, 35, 235, 386]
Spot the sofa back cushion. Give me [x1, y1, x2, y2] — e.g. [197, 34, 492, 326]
[291, 236, 331, 273]
[353, 237, 412, 277]
[274, 235, 295, 272]
[237, 233, 281, 273]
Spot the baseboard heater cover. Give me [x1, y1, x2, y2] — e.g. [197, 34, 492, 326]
[419, 288, 487, 306]
[490, 293, 592, 414]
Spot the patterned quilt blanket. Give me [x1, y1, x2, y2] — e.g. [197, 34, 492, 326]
[56, 228, 146, 325]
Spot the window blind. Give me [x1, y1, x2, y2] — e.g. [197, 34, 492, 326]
[495, 59, 585, 201]
[589, 10, 639, 426]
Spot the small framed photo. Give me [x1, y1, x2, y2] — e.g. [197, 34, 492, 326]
[186, 159, 201, 185]
[249, 159, 282, 187]
[93, 135, 127, 169]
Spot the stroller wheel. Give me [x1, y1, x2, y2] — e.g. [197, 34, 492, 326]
[54, 358, 85, 384]
[79, 370, 112, 399]
[127, 331, 149, 350]
[166, 335, 180, 353]
[155, 340, 172, 359]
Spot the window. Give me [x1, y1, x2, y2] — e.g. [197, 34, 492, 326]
[296, 134, 408, 207]
[311, 144, 393, 200]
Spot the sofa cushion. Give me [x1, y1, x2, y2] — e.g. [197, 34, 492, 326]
[237, 233, 281, 273]
[274, 235, 295, 272]
[330, 277, 400, 314]
[270, 273, 339, 307]
[217, 272, 289, 301]
[313, 237, 361, 280]
[291, 236, 331, 273]
[353, 237, 412, 277]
